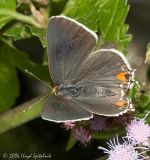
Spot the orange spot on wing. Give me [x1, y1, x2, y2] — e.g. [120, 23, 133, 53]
[116, 72, 129, 82]
[115, 101, 125, 107]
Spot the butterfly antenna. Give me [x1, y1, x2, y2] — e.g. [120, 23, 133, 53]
[23, 93, 49, 112]
[144, 111, 150, 120]
[25, 69, 51, 88]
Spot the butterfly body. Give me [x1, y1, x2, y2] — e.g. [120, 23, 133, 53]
[55, 85, 115, 98]
[56, 85, 81, 98]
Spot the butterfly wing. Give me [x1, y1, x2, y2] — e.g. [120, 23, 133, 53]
[41, 95, 93, 122]
[47, 16, 134, 119]
[73, 49, 135, 116]
[47, 15, 97, 86]
[77, 91, 133, 117]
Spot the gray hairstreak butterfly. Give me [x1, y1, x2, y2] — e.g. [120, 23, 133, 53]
[41, 15, 135, 123]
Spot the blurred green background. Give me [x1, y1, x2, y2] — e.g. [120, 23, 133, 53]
[0, 0, 150, 160]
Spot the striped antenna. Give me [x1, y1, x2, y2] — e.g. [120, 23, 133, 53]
[23, 69, 51, 112]
[25, 69, 51, 88]
[23, 93, 49, 112]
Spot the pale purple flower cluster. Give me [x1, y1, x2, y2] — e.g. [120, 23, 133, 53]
[99, 112, 150, 160]
[99, 136, 149, 160]
[73, 127, 91, 145]
[126, 118, 150, 146]
[90, 116, 107, 131]
[62, 111, 150, 156]
[63, 115, 108, 145]
[63, 122, 75, 130]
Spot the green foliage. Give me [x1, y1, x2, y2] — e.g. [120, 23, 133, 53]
[3, 24, 31, 40]
[29, 26, 47, 48]
[139, 94, 150, 109]
[0, 94, 48, 133]
[66, 134, 76, 151]
[145, 43, 150, 64]
[147, 66, 150, 82]
[0, 0, 51, 113]
[0, 41, 50, 111]
[129, 84, 150, 122]
[0, 45, 19, 111]
[3, 24, 47, 48]
[146, 43, 150, 84]
[92, 127, 125, 139]
[1, 42, 50, 81]
[0, 33, 53, 113]
[63, 0, 131, 53]
[0, 0, 43, 30]
[128, 84, 138, 102]
[51, 0, 64, 2]
[0, 0, 16, 29]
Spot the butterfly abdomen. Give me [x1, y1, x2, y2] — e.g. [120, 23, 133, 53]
[80, 86, 115, 98]
[56, 85, 115, 99]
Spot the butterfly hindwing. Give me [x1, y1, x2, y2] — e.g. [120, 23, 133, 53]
[73, 49, 135, 116]
[41, 95, 93, 122]
[75, 49, 133, 86]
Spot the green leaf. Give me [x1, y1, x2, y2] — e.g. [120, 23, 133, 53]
[139, 94, 150, 109]
[4, 24, 47, 48]
[29, 26, 47, 48]
[0, 94, 48, 133]
[3, 23, 31, 40]
[128, 84, 138, 101]
[51, 0, 64, 2]
[2, 42, 50, 82]
[0, 0, 41, 29]
[96, 156, 107, 160]
[0, 44, 19, 112]
[0, 41, 52, 111]
[0, 0, 16, 29]
[92, 127, 125, 139]
[147, 65, 150, 81]
[66, 134, 76, 151]
[145, 42, 150, 64]
[11, 48, 50, 82]
[63, 0, 131, 53]
[63, 0, 98, 31]
[51, 0, 68, 15]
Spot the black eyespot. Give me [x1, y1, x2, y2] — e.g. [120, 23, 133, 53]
[125, 73, 130, 80]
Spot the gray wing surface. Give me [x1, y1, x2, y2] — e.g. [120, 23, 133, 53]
[47, 16, 97, 86]
[41, 95, 93, 122]
[74, 49, 132, 86]
[73, 49, 135, 116]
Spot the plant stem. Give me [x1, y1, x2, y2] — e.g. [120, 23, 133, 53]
[0, 95, 48, 134]
[0, 9, 42, 28]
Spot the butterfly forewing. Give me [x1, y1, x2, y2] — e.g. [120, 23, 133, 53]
[47, 16, 97, 86]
